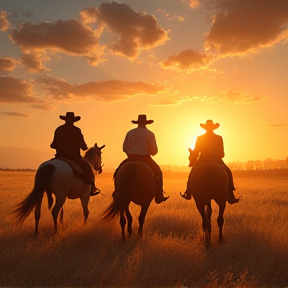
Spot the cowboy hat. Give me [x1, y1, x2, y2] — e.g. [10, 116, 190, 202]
[60, 112, 81, 122]
[131, 114, 154, 125]
[200, 119, 220, 131]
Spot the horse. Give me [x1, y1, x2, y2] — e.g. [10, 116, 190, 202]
[12, 143, 105, 236]
[102, 161, 156, 242]
[181, 148, 229, 247]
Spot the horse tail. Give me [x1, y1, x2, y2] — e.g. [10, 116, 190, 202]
[12, 164, 55, 224]
[102, 163, 136, 222]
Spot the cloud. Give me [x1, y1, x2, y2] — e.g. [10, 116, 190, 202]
[0, 75, 36, 104]
[36, 77, 166, 102]
[0, 111, 30, 117]
[160, 49, 213, 71]
[221, 90, 267, 103]
[81, 2, 168, 58]
[181, 0, 200, 9]
[156, 9, 185, 22]
[0, 10, 9, 31]
[204, 0, 288, 56]
[9, 19, 103, 64]
[20, 52, 48, 73]
[0, 56, 17, 72]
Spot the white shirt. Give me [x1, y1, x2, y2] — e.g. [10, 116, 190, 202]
[123, 126, 158, 156]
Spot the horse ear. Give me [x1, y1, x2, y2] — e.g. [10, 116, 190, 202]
[94, 143, 98, 148]
[189, 148, 193, 152]
[99, 145, 105, 150]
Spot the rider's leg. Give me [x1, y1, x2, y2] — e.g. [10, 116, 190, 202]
[146, 157, 169, 204]
[77, 159, 98, 195]
[223, 165, 239, 204]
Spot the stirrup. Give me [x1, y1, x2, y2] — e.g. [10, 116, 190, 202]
[180, 191, 191, 200]
[91, 187, 101, 196]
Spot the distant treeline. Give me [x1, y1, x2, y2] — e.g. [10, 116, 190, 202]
[228, 157, 288, 171]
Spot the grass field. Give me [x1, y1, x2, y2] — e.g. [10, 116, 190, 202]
[0, 169, 288, 287]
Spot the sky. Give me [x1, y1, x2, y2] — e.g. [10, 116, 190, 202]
[0, 0, 287, 170]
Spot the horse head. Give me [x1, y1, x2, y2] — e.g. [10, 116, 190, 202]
[84, 143, 105, 173]
[188, 148, 198, 167]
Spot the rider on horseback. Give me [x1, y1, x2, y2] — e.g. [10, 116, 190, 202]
[50, 112, 98, 196]
[181, 120, 239, 204]
[114, 114, 169, 204]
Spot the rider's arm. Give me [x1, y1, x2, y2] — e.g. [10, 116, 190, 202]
[148, 132, 158, 156]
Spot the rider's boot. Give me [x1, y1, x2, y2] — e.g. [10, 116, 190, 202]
[155, 191, 169, 204]
[90, 181, 101, 196]
[180, 189, 192, 200]
[227, 189, 239, 204]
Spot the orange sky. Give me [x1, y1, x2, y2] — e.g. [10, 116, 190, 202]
[0, 0, 287, 169]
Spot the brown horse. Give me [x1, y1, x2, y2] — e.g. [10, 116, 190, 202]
[181, 149, 229, 247]
[102, 161, 155, 242]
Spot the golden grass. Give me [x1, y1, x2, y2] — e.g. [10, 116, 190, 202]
[0, 170, 288, 287]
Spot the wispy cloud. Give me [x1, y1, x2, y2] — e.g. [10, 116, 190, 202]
[267, 124, 288, 127]
[0, 10, 9, 31]
[0, 111, 30, 117]
[36, 76, 167, 102]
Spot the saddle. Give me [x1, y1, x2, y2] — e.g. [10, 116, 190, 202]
[53, 157, 86, 181]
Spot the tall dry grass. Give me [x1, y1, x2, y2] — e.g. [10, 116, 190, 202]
[0, 170, 288, 287]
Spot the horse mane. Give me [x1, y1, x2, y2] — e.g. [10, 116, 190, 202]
[84, 147, 97, 160]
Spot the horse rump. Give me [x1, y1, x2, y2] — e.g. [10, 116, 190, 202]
[102, 163, 137, 222]
[12, 163, 55, 224]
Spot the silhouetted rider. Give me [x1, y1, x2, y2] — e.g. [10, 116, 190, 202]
[181, 119, 239, 204]
[50, 112, 97, 195]
[114, 114, 169, 204]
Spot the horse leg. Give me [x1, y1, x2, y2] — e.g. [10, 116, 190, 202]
[51, 195, 66, 234]
[125, 207, 133, 237]
[217, 204, 225, 243]
[80, 197, 90, 223]
[60, 208, 64, 224]
[138, 204, 150, 237]
[34, 198, 43, 236]
[196, 203, 210, 245]
[120, 209, 126, 243]
[205, 203, 212, 242]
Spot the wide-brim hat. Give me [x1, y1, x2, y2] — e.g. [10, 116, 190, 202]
[132, 114, 154, 125]
[60, 112, 81, 122]
[200, 119, 219, 131]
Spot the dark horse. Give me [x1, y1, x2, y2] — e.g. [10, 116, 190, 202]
[102, 161, 155, 242]
[181, 149, 229, 246]
[12, 143, 105, 236]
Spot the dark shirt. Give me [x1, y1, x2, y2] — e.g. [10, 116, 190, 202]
[194, 132, 225, 161]
[50, 123, 88, 158]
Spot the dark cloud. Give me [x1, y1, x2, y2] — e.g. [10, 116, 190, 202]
[9, 19, 102, 63]
[36, 77, 165, 102]
[0, 10, 9, 31]
[204, 0, 288, 56]
[0, 56, 17, 72]
[81, 2, 168, 58]
[0, 111, 30, 117]
[20, 52, 47, 73]
[160, 49, 212, 71]
[0, 75, 35, 103]
[0, 75, 52, 109]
